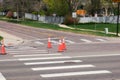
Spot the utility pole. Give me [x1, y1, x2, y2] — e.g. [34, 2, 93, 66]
[116, 2, 120, 36]
[112, 0, 120, 36]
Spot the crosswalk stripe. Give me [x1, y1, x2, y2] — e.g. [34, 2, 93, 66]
[0, 72, 6, 80]
[51, 40, 59, 44]
[18, 56, 72, 61]
[40, 70, 111, 78]
[34, 41, 44, 45]
[0, 59, 18, 62]
[14, 53, 62, 57]
[7, 50, 48, 54]
[65, 40, 75, 44]
[9, 51, 48, 54]
[32, 64, 95, 71]
[73, 53, 120, 58]
[24, 60, 82, 65]
[8, 50, 47, 52]
[80, 39, 92, 43]
[15, 47, 34, 50]
[96, 39, 106, 42]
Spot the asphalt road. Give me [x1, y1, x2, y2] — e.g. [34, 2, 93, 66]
[0, 21, 120, 80]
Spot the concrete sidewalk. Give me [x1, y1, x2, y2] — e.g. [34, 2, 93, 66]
[0, 30, 24, 46]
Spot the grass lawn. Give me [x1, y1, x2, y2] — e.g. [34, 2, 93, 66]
[68, 23, 117, 33]
[15, 21, 120, 37]
[0, 36, 3, 41]
[0, 16, 118, 37]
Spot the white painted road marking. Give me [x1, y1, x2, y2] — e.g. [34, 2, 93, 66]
[1, 53, 120, 62]
[8, 50, 47, 52]
[24, 60, 82, 65]
[0, 59, 18, 62]
[0, 72, 6, 80]
[80, 39, 92, 43]
[1, 54, 120, 62]
[96, 39, 106, 42]
[51, 40, 59, 44]
[18, 56, 71, 61]
[65, 40, 75, 44]
[40, 70, 111, 78]
[73, 54, 120, 58]
[34, 41, 44, 45]
[9, 51, 48, 54]
[8, 50, 48, 54]
[14, 53, 62, 57]
[32, 64, 95, 71]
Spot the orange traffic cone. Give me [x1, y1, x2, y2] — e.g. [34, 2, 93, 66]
[0, 44, 6, 55]
[62, 38, 66, 50]
[47, 37, 52, 48]
[58, 39, 63, 52]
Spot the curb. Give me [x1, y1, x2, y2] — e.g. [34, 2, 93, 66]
[0, 30, 24, 46]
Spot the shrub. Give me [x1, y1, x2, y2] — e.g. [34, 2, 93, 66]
[0, 36, 3, 41]
[6, 11, 13, 18]
[63, 15, 79, 25]
[39, 10, 46, 16]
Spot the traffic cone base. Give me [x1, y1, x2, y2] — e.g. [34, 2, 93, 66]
[0, 45, 6, 55]
[62, 43, 66, 50]
[58, 40, 64, 52]
[48, 42, 52, 48]
[58, 45, 63, 52]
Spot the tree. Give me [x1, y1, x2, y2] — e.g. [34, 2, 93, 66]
[43, 0, 82, 16]
[43, 0, 69, 16]
[43, 0, 81, 24]
[89, 0, 101, 16]
[101, 0, 114, 16]
[88, 0, 116, 16]
[65, 0, 81, 15]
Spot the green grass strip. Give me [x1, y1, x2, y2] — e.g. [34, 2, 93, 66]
[0, 16, 118, 37]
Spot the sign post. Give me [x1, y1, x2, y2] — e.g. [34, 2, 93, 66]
[112, 0, 120, 36]
[72, 12, 77, 18]
[116, 2, 120, 36]
[72, 12, 77, 28]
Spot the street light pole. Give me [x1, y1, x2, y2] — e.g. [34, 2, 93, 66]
[116, 2, 120, 36]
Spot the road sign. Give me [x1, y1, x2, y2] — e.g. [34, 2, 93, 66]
[112, 0, 120, 2]
[72, 12, 77, 18]
[76, 10, 86, 16]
